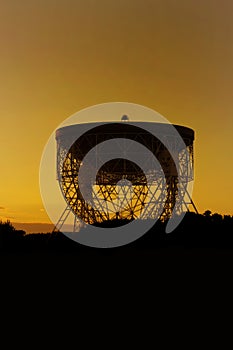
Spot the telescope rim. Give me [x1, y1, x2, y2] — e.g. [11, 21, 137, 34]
[56, 122, 195, 142]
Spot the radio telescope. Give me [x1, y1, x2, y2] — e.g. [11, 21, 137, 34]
[53, 119, 197, 232]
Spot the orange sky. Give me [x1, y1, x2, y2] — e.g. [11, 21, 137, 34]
[0, 0, 233, 232]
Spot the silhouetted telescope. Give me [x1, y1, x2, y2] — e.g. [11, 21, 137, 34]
[55, 120, 197, 229]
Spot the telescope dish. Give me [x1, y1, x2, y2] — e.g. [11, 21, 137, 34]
[55, 121, 196, 228]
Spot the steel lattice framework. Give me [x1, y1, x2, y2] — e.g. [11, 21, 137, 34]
[55, 122, 197, 231]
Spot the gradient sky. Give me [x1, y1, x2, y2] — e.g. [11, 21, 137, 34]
[0, 0, 233, 232]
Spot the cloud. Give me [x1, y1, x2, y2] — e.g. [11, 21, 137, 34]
[13, 222, 54, 234]
[0, 206, 5, 210]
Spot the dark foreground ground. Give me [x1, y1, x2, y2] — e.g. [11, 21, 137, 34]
[2, 212, 233, 298]
[1, 212, 233, 260]
[2, 214, 232, 336]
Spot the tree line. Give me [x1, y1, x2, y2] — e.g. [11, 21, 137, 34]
[0, 210, 233, 254]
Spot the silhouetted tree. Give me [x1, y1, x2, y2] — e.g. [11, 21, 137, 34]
[211, 213, 223, 223]
[0, 220, 25, 252]
[0, 220, 15, 233]
[203, 210, 212, 217]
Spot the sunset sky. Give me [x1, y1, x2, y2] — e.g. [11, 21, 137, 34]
[0, 0, 233, 233]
